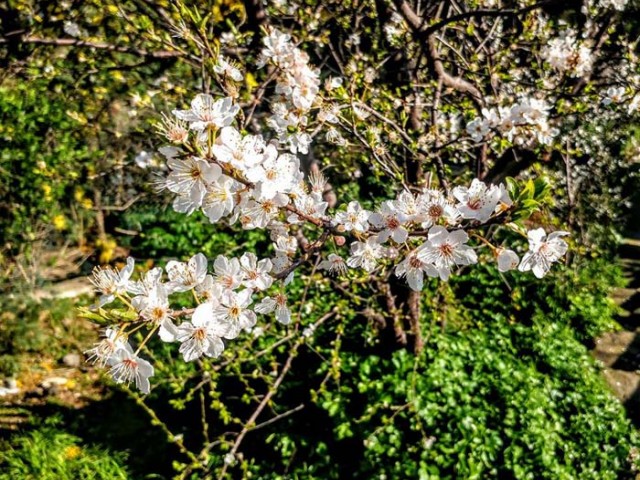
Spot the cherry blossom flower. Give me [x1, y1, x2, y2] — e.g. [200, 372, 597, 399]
[213, 255, 245, 291]
[172, 94, 239, 132]
[347, 237, 384, 272]
[334, 201, 370, 233]
[255, 293, 291, 325]
[213, 56, 243, 82]
[210, 127, 264, 170]
[239, 253, 273, 291]
[370, 201, 409, 243]
[453, 179, 502, 223]
[129, 267, 163, 309]
[497, 249, 520, 272]
[138, 285, 179, 342]
[395, 249, 438, 291]
[195, 275, 224, 304]
[417, 190, 460, 228]
[166, 253, 208, 292]
[91, 257, 135, 306]
[176, 302, 234, 361]
[467, 117, 490, 142]
[246, 151, 300, 200]
[165, 157, 221, 212]
[85, 328, 129, 367]
[108, 344, 154, 394]
[243, 194, 290, 228]
[417, 226, 478, 280]
[318, 253, 348, 275]
[202, 175, 239, 223]
[518, 229, 569, 278]
[213, 289, 257, 334]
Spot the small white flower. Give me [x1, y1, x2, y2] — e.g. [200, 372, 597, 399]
[210, 127, 264, 171]
[85, 328, 129, 367]
[417, 190, 460, 228]
[213, 289, 257, 334]
[172, 94, 239, 132]
[453, 179, 502, 223]
[417, 226, 477, 280]
[395, 249, 438, 291]
[166, 157, 221, 212]
[240, 253, 273, 291]
[318, 254, 348, 275]
[202, 174, 238, 223]
[497, 249, 519, 272]
[466, 117, 490, 142]
[246, 150, 300, 200]
[213, 56, 243, 82]
[518, 229, 569, 278]
[347, 237, 383, 273]
[255, 293, 291, 325]
[138, 285, 178, 342]
[212, 255, 245, 291]
[334, 201, 370, 233]
[177, 303, 233, 361]
[166, 253, 208, 292]
[108, 345, 154, 394]
[195, 275, 224, 305]
[129, 267, 163, 308]
[91, 257, 135, 306]
[369, 201, 409, 243]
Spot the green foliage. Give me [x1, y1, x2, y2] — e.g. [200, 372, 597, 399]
[226, 260, 635, 479]
[0, 296, 93, 377]
[0, 418, 129, 480]
[0, 80, 94, 246]
[119, 205, 267, 260]
[451, 258, 623, 342]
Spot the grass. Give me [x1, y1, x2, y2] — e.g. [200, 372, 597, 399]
[0, 417, 130, 480]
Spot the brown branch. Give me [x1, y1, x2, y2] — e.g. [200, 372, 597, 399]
[0, 35, 183, 59]
[213, 309, 337, 479]
[421, 1, 554, 37]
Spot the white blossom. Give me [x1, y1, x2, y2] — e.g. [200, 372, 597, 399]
[453, 179, 502, 223]
[334, 201, 370, 233]
[91, 257, 135, 306]
[177, 302, 233, 361]
[172, 94, 239, 133]
[108, 344, 154, 394]
[417, 226, 477, 280]
[347, 237, 384, 272]
[518, 229, 569, 278]
[497, 249, 520, 272]
[166, 253, 208, 292]
[255, 293, 291, 325]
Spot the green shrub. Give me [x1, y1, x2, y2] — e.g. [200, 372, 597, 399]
[0, 420, 130, 480]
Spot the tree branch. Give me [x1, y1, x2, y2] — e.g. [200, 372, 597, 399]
[0, 35, 183, 60]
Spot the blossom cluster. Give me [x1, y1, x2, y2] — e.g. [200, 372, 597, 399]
[89, 84, 572, 395]
[89, 251, 291, 393]
[466, 98, 556, 146]
[541, 31, 594, 78]
[258, 29, 321, 154]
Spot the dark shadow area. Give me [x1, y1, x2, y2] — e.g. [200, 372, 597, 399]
[624, 386, 640, 428]
[611, 333, 640, 372]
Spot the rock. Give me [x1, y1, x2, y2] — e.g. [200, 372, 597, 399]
[592, 331, 636, 367]
[4, 378, 17, 389]
[0, 386, 19, 396]
[62, 353, 82, 368]
[602, 369, 640, 403]
[40, 376, 68, 389]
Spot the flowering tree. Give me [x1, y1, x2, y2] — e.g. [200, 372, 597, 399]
[62, 0, 640, 476]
